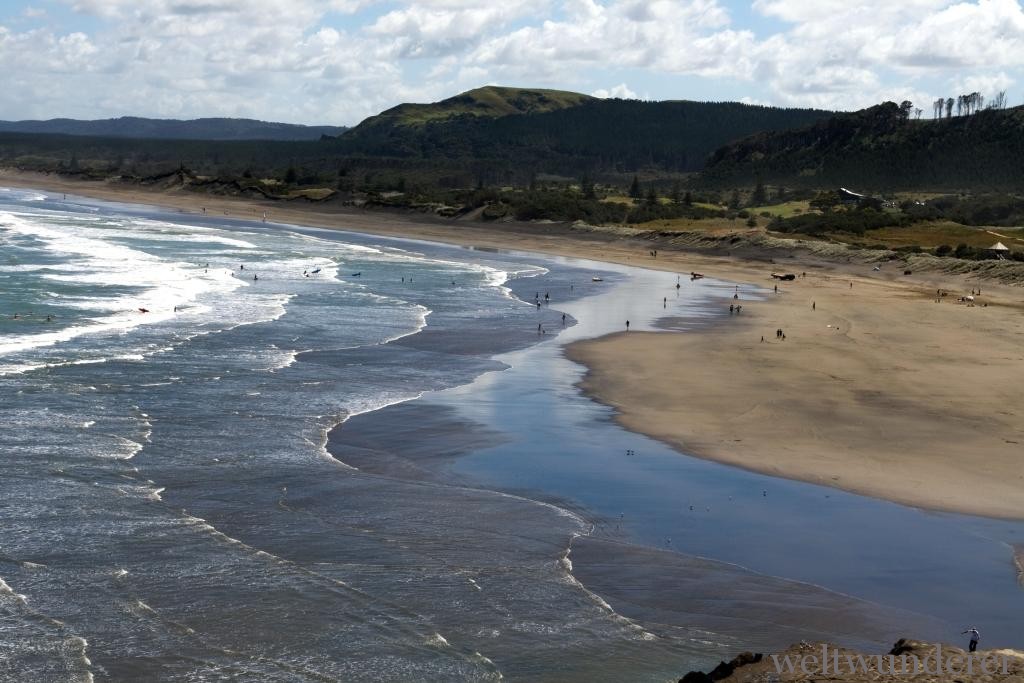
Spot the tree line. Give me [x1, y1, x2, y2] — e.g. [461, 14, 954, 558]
[930, 90, 1009, 119]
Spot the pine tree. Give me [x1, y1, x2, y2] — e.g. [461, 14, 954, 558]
[670, 181, 682, 205]
[580, 173, 596, 199]
[729, 189, 741, 210]
[751, 177, 767, 206]
[628, 175, 642, 199]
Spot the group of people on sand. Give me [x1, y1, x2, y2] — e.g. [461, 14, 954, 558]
[759, 328, 787, 343]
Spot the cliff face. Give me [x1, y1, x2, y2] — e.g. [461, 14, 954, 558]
[681, 640, 1024, 683]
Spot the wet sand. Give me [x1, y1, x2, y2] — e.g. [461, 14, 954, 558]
[328, 395, 947, 656]
[567, 273, 1024, 520]
[5, 170, 1024, 519]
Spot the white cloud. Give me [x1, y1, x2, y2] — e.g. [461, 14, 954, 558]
[0, 0, 1021, 122]
[367, 1, 545, 59]
[954, 71, 1015, 97]
[592, 83, 638, 99]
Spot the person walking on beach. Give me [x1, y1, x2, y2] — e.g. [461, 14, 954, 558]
[962, 627, 980, 652]
[561, 313, 566, 325]
[812, 301, 816, 310]
[625, 320, 630, 331]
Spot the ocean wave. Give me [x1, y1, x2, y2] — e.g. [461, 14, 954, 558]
[0, 210, 247, 357]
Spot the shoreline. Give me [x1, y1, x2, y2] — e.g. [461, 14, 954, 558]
[4, 170, 1024, 520]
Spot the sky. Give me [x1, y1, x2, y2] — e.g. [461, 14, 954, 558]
[0, 0, 1022, 125]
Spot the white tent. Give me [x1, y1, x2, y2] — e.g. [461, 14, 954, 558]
[988, 242, 1010, 252]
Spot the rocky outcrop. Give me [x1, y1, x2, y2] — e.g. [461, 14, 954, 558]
[680, 652, 763, 683]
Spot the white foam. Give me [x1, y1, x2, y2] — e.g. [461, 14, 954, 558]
[0, 576, 28, 605]
[94, 437, 144, 461]
[425, 633, 450, 648]
[0, 210, 245, 359]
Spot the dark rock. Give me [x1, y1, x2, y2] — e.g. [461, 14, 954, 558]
[681, 652, 763, 683]
[679, 670, 712, 683]
[888, 638, 925, 656]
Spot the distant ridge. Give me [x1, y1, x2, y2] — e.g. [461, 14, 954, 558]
[0, 117, 347, 141]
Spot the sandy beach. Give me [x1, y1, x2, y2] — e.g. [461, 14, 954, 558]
[4, 170, 1023, 520]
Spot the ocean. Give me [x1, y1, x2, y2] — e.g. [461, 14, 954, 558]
[1, 187, 1021, 682]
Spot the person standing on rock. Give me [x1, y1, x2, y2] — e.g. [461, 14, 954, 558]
[962, 627, 980, 652]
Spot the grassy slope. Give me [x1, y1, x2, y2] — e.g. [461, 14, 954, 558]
[842, 223, 1024, 249]
[748, 200, 810, 217]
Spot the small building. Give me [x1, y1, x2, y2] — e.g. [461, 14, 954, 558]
[988, 241, 1011, 259]
[837, 187, 883, 209]
[838, 188, 865, 204]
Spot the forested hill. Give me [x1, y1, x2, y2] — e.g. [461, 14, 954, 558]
[0, 117, 347, 141]
[333, 89, 832, 174]
[700, 102, 1024, 190]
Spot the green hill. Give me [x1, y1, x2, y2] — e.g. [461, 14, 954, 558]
[347, 86, 594, 132]
[700, 102, 1024, 191]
